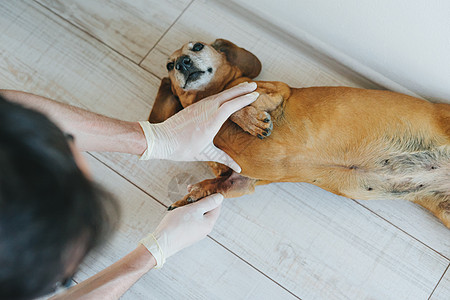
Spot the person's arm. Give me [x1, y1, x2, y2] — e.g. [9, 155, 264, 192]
[50, 194, 223, 300]
[1, 82, 258, 171]
[50, 245, 156, 300]
[0, 90, 147, 154]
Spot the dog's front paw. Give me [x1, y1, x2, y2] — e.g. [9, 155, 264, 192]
[230, 106, 273, 139]
[168, 183, 210, 210]
[167, 195, 194, 211]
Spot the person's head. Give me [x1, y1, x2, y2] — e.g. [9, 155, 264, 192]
[0, 95, 119, 299]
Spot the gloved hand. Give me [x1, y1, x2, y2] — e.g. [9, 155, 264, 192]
[139, 82, 258, 172]
[139, 193, 223, 268]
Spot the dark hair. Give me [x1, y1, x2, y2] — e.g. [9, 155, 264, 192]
[0, 95, 120, 299]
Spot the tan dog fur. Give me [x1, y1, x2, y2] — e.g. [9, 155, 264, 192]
[149, 39, 450, 228]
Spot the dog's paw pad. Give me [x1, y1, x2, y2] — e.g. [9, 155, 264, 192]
[251, 112, 272, 139]
[232, 106, 273, 139]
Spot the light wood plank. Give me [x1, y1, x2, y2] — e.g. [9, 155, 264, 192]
[355, 199, 450, 258]
[78, 154, 298, 300]
[36, 0, 191, 63]
[431, 265, 450, 300]
[213, 183, 449, 299]
[0, 0, 156, 121]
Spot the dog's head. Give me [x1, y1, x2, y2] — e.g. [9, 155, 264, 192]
[149, 39, 261, 123]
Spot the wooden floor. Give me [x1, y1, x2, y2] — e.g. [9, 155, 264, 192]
[1, 1, 449, 299]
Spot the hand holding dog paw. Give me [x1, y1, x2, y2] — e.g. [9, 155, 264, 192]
[139, 193, 223, 268]
[139, 82, 258, 172]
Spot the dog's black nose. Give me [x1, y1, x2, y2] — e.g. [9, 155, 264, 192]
[176, 55, 192, 71]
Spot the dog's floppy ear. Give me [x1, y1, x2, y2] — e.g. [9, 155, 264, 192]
[148, 77, 183, 123]
[212, 39, 262, 79]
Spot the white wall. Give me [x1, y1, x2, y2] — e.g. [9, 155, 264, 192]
[231, 0, 450, 102]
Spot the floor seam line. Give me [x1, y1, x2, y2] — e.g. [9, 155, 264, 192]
[138, 0, 195, 65]
[428, 262, 449, 299]
[277, 184, 449, 261]
[87, 152, 169, 209]
[32, 0, 156, 76]
[351, 199, 450, 261]
[207, 235, 302, 300]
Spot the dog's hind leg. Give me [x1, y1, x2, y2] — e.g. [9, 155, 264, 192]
[168, 172, 258, 210]
[436, 103, 450, 139]
[413, 195, 450, 228]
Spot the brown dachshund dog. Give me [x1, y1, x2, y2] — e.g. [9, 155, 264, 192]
[149, 39, 450, 228]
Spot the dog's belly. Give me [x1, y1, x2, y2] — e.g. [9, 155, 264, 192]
[216, 87, 450, 200]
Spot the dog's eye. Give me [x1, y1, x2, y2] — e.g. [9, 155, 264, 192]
[166, 62, 174, 71]
[192, 43, 204, 52]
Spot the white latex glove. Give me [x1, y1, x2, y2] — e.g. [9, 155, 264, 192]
[139, 193, 223, 268]
[139, 82, 258, 172]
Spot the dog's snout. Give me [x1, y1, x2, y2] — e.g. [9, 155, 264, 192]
[175, 55, 192, 71]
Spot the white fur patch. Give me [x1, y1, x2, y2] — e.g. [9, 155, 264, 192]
[173, 43, 221, 91]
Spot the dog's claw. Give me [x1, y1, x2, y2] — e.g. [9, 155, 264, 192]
[168, 205, 175, 211]
[263, 118, 270, 123]
[257, 134, 264, 139]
